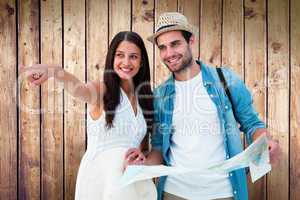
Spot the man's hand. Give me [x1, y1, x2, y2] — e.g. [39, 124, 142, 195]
[252, 128, 281, 166]
[268, 138, 281, 165]
[123, 148, 146, 171]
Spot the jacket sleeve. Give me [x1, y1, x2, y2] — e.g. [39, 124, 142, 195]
[223, 67, 266, 144]
[151, 89, 163, 151]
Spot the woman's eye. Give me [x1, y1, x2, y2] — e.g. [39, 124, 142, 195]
[116, 53, 124, 58]
[158, 46, 165, 51]
[130, 55, 138, 59]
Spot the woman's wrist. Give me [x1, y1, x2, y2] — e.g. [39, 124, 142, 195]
[52, 65, 64, 79]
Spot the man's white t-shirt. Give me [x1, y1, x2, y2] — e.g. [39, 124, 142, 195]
[164, 71, 233, 200]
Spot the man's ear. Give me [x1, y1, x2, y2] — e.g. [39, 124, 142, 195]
[189, 35, 196, 46]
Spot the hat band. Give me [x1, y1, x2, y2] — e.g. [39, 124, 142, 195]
[156, 24, 176, 32]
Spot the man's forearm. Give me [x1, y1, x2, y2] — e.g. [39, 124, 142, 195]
[145, 149, 163, 165]
[252, 128, 270, 141]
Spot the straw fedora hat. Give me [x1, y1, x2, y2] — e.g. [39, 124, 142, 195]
[147, 12, 196, 43]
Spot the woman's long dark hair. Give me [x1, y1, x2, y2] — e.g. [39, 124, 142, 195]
[103, 31, 153, 148]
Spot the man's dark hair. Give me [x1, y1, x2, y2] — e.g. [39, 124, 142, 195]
[155, 30, 193, 44]
[181, 30, 192, 43]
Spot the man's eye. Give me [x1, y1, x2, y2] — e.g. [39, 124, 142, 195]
[172, 43, 179, 47]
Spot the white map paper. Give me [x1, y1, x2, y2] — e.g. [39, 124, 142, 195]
[118, 135, 271, 188]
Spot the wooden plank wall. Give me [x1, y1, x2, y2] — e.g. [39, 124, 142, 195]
[267, 1, 289, 199]
[40, 0, 63, 199]
[244, 0, 267, 199]
[290, 1, 300, 200]
[18, 1, 41, 199]
[0, 0, 17, 199]
[0, 0, 299, 199]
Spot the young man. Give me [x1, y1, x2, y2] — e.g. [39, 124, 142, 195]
[145, 12, 281, 200]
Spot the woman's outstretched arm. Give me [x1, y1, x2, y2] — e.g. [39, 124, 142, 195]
[20, 64, 104, 106]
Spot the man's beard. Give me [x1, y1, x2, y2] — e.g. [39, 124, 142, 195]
[165, 48, 193, 74]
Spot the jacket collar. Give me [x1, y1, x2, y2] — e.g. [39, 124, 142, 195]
[163, 60, 214, 95]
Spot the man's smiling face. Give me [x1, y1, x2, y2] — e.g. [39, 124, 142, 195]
[156, 30, 193, 73]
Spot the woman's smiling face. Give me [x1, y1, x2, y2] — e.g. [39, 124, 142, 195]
[113, 41, 142, 80]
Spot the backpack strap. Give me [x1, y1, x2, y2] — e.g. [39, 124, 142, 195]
[216, 67, 236, 118]
[217, 67, 252, 174]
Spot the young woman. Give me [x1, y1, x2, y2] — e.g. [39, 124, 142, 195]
[21, 31, 157, 200]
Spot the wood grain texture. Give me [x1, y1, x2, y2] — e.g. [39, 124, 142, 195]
[154, 0, 177, 86]
[178, 0, 200, 59]
[87, 0, 108, 82]
[244, 0, 267, 199]
[132, 0, 155, 85]
[109, 0, 131, 40]
[0, 1, 17, 199]
[63, 1, 86, 199]
[40, 0, 63, 199]
[18, 0, 41, 199]
[200, 0, 222, 67]
[267, 0, 289, 199]
[222, 0, 243, 76]
[290, 0, 300, 199]
[0, 1, 299, 198]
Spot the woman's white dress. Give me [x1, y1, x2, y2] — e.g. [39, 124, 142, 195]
[75, 89, 157, 200]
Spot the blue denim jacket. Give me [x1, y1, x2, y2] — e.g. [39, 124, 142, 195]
[151, 61, 266, 200]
